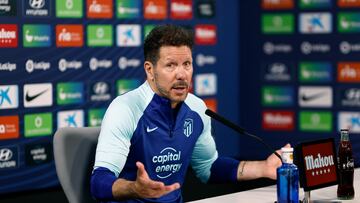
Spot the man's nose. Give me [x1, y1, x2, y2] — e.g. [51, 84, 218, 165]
[175, 66, 186, 80]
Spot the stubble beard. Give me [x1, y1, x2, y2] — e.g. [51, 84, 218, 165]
[154, 72, 188, 103]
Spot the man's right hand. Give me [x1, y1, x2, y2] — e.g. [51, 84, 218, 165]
[132, 162, 180, 198]
[112, 162, 180, 200]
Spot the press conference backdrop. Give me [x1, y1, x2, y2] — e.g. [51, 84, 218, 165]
[238, 0, 360, 167]
[0, 0, 242, 195]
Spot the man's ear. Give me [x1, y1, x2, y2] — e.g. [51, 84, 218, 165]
[144, 61, 154, 81]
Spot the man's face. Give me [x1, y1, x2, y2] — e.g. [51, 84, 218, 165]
[147, 45, 193, 108]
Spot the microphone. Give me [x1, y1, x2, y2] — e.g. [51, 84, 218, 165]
[205, 109, 282, 163]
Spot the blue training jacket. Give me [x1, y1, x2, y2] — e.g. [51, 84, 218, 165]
[93, 81, 219, 203]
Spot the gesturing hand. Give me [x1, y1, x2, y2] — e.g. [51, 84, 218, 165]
[132, 162, 180, 199]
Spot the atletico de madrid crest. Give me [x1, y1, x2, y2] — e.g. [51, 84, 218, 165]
[183, 119, 193, 137]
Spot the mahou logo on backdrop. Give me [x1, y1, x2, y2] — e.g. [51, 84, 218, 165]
[195, 25, 216, 45]
[170, 0, 192, 19]
[262, 110, 294, 131]
[0, 24, 17, 47]
[302, 141, 337, 187]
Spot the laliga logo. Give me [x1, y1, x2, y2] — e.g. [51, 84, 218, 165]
[118, 57, 140, 70]
[196, 54, 216, 67]
[152, 147, 182, 179]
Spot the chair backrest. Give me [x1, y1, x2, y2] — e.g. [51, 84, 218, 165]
[53, 127, 100, 203]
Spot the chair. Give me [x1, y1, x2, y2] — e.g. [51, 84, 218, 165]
[53, 127, 100, 203]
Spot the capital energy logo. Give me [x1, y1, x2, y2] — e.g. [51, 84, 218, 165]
[0, 24, 18, 48]
[24, 0, 50, 17]
[23, 83, 52, 107]
[23, 24, 51, 47]
[263, 62, 292, 82]
[196, 54, 216, 67]
[0, 85, 18, 109]
[24, 113, 52, 137]
[170, 0, 192, 19]
[263, 42, 292, 55]
[195, 0, 215, 18]
[338, 112, 360, 133]
[262, 111, 294, 131]
[117, 24, 141, 47]
[299, 13, 332, 34]
[56, 0, 83, 18]
[87, 24, 113, 47]
[0, 0, 16, 16]
[144, 0, 167, 19]
[262, 14, 294, 34]
[25, 143, 52, 166]
[87, 0, 112, 18]
[116, 0, 140, 19]
[118, 56, 141, 70]
[301, 41, 330, 55]
[89, 81, 111, 102]
[299, 86, 332, 107]
[57, 82, 84, 105]
[195, 73, 217, 96]
[338, 0, 360, 7]
[299, 111, 332, 132]
[0, 146, 18, 170]
[58, 58, 83, 72]
[57, 109, 84, 128]
[299, 62, 332, 83]
[338, 13, 360, 33]
[89, 57, 112, 71]
[116, 79, 140, 95]
[56, 25, 83, 47]
[299, 0, 331, 9]
[337, 62, 360, 82]
[88, 108, 105, 127]
[195, 25, 216, 45]
[26, 59, 50, 73]
[262, 86, 294, 107]
[338, 88, 360, 107]
[152, 147, 182, 179]
[0, 116, 19, 140]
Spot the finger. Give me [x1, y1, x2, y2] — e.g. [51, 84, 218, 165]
[147, 180, 165, 190]
[284, 143, 291, 148]
[136, 162, 148, 178]
[164, 182, 180, 192]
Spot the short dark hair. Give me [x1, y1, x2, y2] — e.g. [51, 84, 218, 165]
[144, 24, 194, 65]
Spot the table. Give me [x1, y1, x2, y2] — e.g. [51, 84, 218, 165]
[188, 169, 360, 203]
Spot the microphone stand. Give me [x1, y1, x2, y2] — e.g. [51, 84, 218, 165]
[205, 109, 283, 163]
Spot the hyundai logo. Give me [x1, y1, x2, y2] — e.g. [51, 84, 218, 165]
[346, 89, 360, 100]
[93, 82, 108, 95]
[0, 148, 13, 161]
[30, 0, 45, 9]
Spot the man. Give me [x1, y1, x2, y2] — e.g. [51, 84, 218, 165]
[91, 24, 285, 203]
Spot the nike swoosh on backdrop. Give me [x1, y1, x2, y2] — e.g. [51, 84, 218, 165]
[25, 89, 49, 102]
[301, 92, 327, 102]
[146, 126, 158, 133]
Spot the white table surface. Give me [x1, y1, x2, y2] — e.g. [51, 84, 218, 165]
[188, 169, 360, 203]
